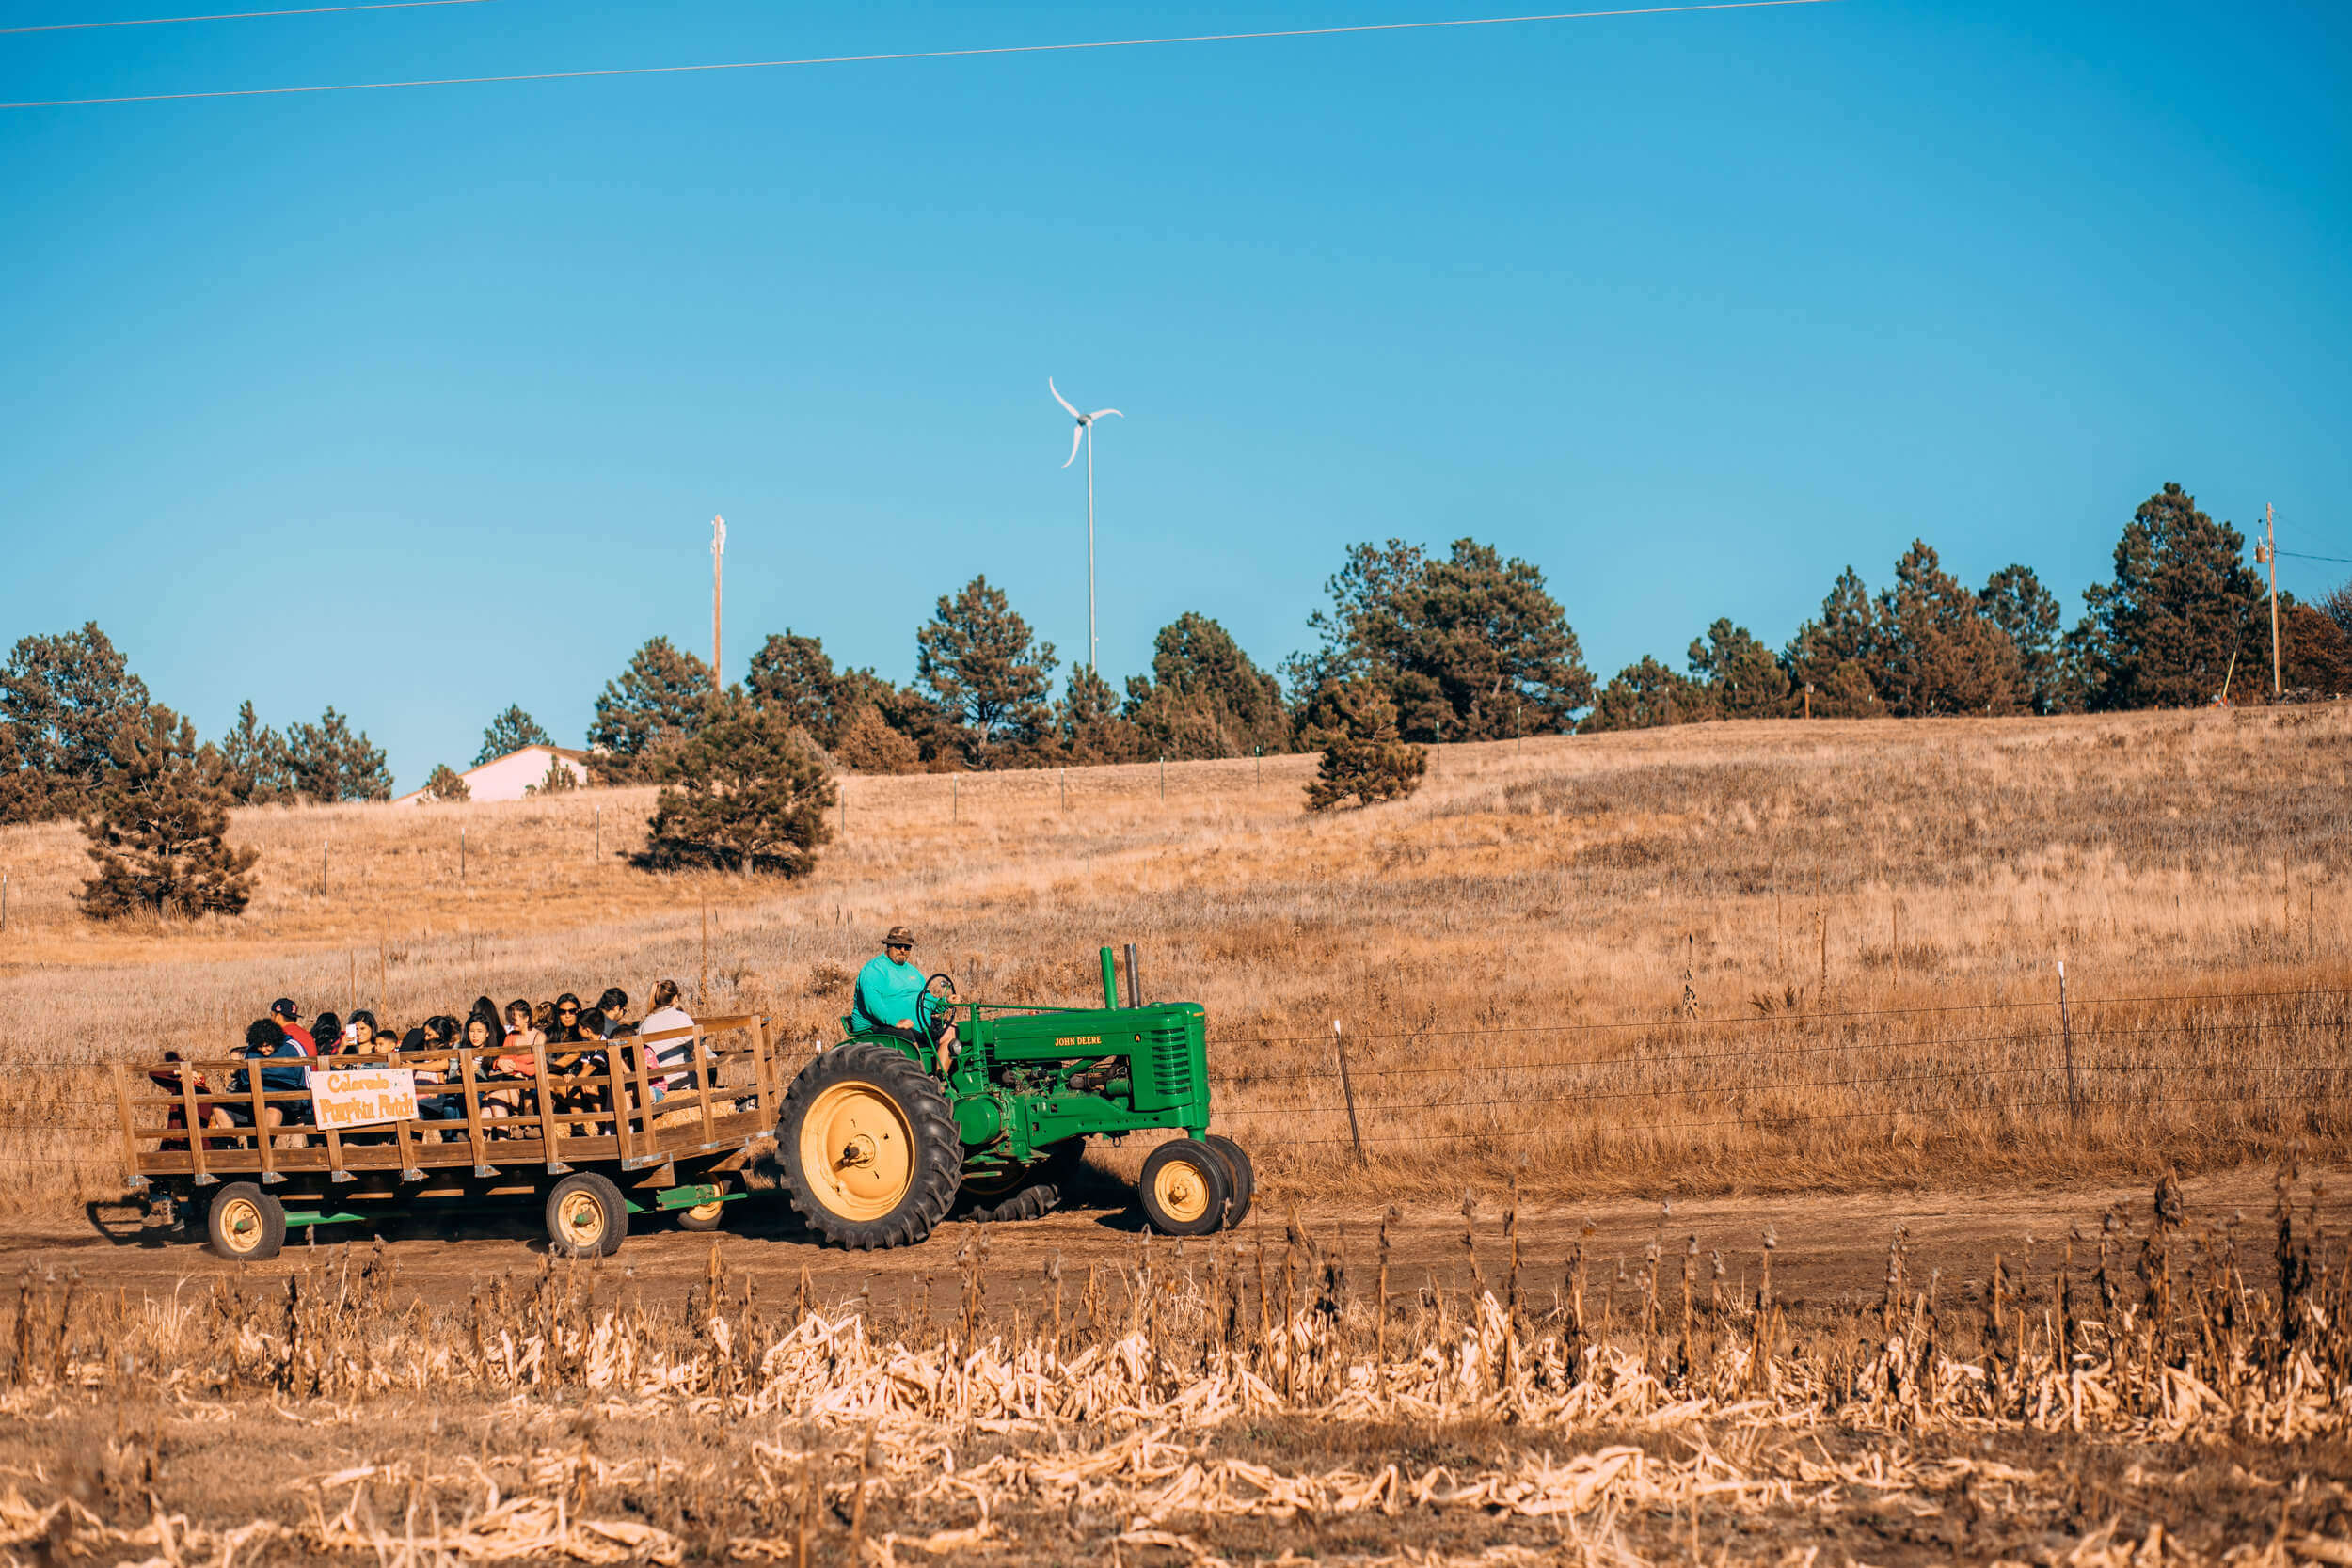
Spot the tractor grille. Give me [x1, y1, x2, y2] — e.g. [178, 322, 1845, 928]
[1141, 1022, 1195, 1106]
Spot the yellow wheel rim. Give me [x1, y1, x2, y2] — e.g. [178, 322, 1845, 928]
[557, 1190, 607, 1248]
[802, 1083, 914, 1222]
[1152, 1157, 1212, 1226]
[685, 1200, 724, 1223]
[217, 1196, 264, 1255]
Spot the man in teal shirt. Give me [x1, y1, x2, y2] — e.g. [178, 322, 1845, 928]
[853, 925, 958, 1060]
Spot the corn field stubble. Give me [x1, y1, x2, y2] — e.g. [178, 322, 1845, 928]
[2, 1174, 2350, 1565]
[2, 705, 2350, 1211]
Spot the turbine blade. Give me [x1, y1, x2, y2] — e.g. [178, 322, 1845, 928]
[1061, 423, 1084, 468]
[1048, 377, 1081, 419]
[1089, 407, 1123, 420]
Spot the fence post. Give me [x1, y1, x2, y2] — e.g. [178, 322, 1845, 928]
[1332, 1019, 1365, 1163]
[1061, 767, 1067, 811]
[595, 805, 602, 861]
[953, 777, 959, 823]
[2, 870, 8, 932]
[321, 839, 328, 897]
[2058, 959, 2081, 1121]
[460, 829, 467, 885]
[1158, 755, 1165, 800]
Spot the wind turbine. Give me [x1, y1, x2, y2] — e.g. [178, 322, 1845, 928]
[1051, 377, 1122, 673]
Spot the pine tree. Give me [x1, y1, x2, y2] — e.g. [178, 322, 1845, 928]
[1060, 666, 1142, 764]
[476, 705, 553, 766]
[746, 630, 841, 741]
[1686, 619, 1790, 719]
[1783, 567, 1880, 718]
[285, 706, 393, 801]
[1122, 612, 1288, 760]
[2279, 602, 2352, 696]
[637, 692, 836, 875]
[1869, 541, 2027, 717]
[833, 703, 924, 773]
[2077, 483, 2263, 709]
[1579, 656, 1713, 733]
[221, 700, 295, 803]
[1288, 538, 1590, 741]
[915, 575, 1058, 766]
[1979, 565, 2067, 713]
[77, 705, 259, 922]
[420, 763, 471, 802]
[588, 637, 712, 780]
[0, 622, 151, 823]
[1302, 682, 1427, 811]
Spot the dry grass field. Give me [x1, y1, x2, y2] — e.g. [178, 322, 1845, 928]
[2, 704, 2349, 1211]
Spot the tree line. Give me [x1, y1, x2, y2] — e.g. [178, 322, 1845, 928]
[6, 479, 2345, 920]
[1586, 484, 2352, 730]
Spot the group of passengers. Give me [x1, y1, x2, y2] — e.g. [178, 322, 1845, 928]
[162, 981, 706, 1142]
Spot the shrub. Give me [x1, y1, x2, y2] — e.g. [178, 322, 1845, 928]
[1302, 682, 1427, 812]
[526, 754, 580, 796]
[419, 763, 470, 803]
[77, 705, 259, 921]
[636, 691, 836, 875]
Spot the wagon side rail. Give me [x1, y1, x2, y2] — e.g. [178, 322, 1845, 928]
[112, 1014, 777, 1186]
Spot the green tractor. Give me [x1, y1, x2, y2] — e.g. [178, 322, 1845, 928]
[777, 945, 1253, 1249]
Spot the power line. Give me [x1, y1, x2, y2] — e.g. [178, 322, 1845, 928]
[2277, 549, 2352, 566]
[0, 0, 496, 35]
[1, 0, 1845, 111]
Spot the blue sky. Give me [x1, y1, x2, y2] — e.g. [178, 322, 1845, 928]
[3, 0, 2347, 788]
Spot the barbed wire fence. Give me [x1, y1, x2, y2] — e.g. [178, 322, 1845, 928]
[2, 987, 2344, 1186]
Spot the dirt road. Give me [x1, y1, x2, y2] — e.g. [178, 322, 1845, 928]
[10, 1162, 2332, 1319]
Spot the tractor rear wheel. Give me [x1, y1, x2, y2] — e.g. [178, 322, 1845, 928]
[780, 1042, 960, 1249]
[1203, 1135, 1255, 1230]
[1137, 1138, 1231, 1237]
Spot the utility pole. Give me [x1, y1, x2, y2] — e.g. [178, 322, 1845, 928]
[2257, 502, 2279, 699]
[710, 514, 727, 683]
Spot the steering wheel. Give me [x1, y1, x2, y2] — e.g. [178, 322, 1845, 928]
[922, 974, 960, 1039]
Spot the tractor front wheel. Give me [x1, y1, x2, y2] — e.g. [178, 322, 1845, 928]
[1137, 1138, 1231, 1237]
[1203, 1135, 1255, 1230]
[780, 1042, 961, 1249]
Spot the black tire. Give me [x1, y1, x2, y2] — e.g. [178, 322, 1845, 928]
[1137, 1138, 1231, 1237]
[675, 1182, 729, 1232]
[206, 1181, 286, 1261]
[546, 1171, 628, 1259]
[779, 1041, 961, 1250]
[1203, 1134, 1255, 1230]
[958, 1136, 1088, 1223]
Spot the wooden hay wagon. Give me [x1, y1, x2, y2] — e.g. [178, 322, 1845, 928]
[110, 1015, 783, 1259]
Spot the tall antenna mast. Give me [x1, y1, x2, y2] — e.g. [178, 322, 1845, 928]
[710, 513, 726, 684]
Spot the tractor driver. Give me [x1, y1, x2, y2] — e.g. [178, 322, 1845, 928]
[852, 926, 958, 1066]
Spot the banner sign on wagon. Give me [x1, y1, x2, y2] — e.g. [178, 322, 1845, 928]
[309, 1066, 418, 1129]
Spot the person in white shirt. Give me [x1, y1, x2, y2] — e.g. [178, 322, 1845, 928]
[637, 977, 702, 1096]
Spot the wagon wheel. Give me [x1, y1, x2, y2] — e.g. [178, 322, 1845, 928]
[206, 1181, 286, 1261]
[778, 1041, 960, 1249]
[546, 1172, 628, 1259]
[675, 1180, 730, 1232]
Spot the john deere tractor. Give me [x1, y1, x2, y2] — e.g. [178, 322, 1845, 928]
[777, 945, 1253, 1249]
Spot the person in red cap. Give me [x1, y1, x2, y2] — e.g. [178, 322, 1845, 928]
[269, 998, 318, 1057]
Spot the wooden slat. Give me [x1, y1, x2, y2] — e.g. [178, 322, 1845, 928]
[251, 1068, 278, 1184]
[693, 1026, 719, 1147]
[321, 1077, 350, 1182]
[531, 1042, 567, 1173]
[458, 1049, 493, 1177]
[182, 1069, 212, 1184]
[608, 1048, 635, 1165]
[111, 1065, 144, 1186]
[395, 1101, 421, 1181]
